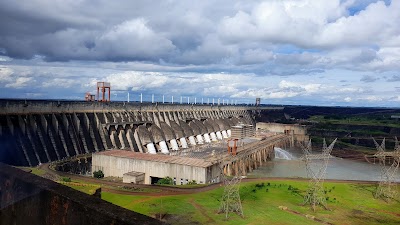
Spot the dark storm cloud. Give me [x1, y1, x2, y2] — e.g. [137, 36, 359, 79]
[0, 0, 397, 69]
[0, 0, 236, 63]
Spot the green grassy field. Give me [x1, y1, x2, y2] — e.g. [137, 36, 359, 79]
[17, 166, 47, 176]
[101, 180, 400, 225]
[59, 180, 101, 195]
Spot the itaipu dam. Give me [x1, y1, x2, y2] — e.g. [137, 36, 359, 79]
[0, 99, 308, 185]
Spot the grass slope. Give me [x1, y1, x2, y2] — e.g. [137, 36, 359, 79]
[101, 180, 400, 225]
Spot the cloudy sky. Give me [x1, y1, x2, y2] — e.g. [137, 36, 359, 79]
[0, 0, 399, 107]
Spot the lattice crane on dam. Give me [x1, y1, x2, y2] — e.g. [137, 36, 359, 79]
[300, 138, 337, 211]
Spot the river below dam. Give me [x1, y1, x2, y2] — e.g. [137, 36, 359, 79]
[249, 147, 400, 182]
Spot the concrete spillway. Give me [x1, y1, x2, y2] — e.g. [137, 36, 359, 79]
[159, 141, 169, 154]
[210, 132, 217, 141]
[204, 133, 211, 143]
[0, 100, 276, 166]
[188, 136, 197, 146]
[216, 131, 223, 140]
[222, 130, 228, 139]
[170, 139, 179, 150]
[196, 135, 204, 144]
[180, 137, 189, 148]
[146, 143, 157, 154]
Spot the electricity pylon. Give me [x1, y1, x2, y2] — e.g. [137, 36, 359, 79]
[219, 139, 244, 219]
[372, 137, 400, 201]
[300, 138, 337, 211]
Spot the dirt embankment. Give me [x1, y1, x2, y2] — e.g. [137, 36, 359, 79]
[331, 148, 369, 162]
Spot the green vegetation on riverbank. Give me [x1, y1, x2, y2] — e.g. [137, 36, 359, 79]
[310, 115, 400, 128]
[101, 180, 400, 225]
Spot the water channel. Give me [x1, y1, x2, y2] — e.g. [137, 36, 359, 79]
[249, 147, 400, 182]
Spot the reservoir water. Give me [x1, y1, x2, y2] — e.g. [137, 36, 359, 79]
[249, 147, 400, 182]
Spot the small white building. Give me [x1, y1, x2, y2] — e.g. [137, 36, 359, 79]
[92, 150, 221, 185]
[123, 171, 145, 184]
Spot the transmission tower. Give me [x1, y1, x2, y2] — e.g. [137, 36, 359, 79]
[371, 137, 400, 200]
[300, 138, 337, 211]
[218, 139, 244, 219]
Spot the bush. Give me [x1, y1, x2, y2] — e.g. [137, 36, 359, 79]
[157, 176, 173, 185]
[255, 183, 265, 189]
[62, 177, 71, 182]
[187, 180, 197, 185]
[93, 170, 104, 179]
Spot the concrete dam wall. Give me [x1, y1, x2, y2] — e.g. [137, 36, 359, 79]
[0, 100, 258, 167]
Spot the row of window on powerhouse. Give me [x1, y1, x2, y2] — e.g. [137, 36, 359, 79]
[171, 176, 221, 185]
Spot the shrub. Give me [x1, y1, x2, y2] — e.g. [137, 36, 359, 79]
[157, 176, 173, 185]
[187, 180, 197, 185]
[255, 183, 265, 189]
[93, 170, 104, 179]
[62, 177, 71, 182]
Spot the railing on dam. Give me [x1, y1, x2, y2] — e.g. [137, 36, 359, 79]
[0, 99, 283, 115]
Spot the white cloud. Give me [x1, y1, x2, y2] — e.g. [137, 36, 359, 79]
[176, 34, 237, 64]
[42, 78, 79, 88]
[232, 79, 323, 100]
[203, 85, 238, 96]
[318, 1, 400, 47]
[0, 67, 13, 82]
[5, 77, 33, 88]
[239, 49, 274, 65]
[367, 47, 400, 70]
[337, 87, 365, 93]
[268, 91, 299, 98]
[389, 96, 400, 102]
[96, 19, 175, 60]
[359, 96, 383, 102]
[218, 0, 399, 49]
[0, 56, 12, 62]
[279, 80, 322, 94]
[344, 97, 352, 102]
[232, 87, 300, 99]
[104, 71, 168, 91]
